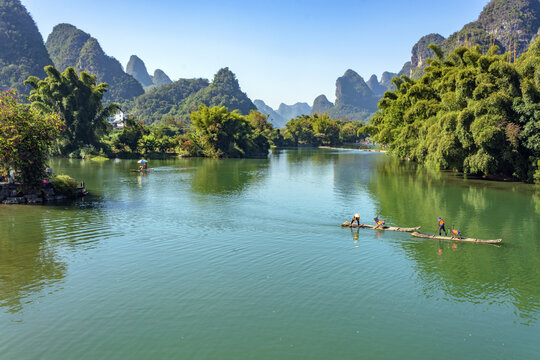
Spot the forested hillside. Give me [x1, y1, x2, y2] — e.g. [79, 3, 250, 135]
[45, 24, 144, 103]
[130, 68, 256, 125]
[0, 0, 52, 92]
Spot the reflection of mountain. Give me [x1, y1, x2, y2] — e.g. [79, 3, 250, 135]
[366, 159, 540, 323]
[190, 158, 269, 195]
[0, 209, 66, 313]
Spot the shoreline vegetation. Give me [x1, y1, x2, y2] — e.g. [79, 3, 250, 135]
[2, 41, 540, 192]
[361, 40, 540, 184]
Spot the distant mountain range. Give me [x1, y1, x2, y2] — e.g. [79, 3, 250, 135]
[306, 0, 540, 123]
[2, 0, 540, 126]
[45, 23, 145, 103]
[126, 55, 172, 91]
[253, 100, 311, 128]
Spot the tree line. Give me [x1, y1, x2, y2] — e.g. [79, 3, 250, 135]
[1, 64, 369, 187]
[362, 39, 540, 183]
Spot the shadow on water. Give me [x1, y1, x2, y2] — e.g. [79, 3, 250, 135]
[366, 157, 540, 324]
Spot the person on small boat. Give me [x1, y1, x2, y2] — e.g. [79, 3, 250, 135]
[438, 217, 448, 236]
[374, 217, 385, 229]
[450, 227, 462, 239]
[139, 162, 148, 171]
[351, 213, 361, 226]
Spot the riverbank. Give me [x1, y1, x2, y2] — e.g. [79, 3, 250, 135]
[318, 145, 387, 153]
[0, 182, 87, 205]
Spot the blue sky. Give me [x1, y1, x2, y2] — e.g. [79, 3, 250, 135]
[22, 0, 488, 108]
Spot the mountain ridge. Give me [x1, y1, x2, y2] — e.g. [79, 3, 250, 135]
[45, 23, 144, 103]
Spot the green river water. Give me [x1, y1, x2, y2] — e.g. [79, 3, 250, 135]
[1, 148, 539, 359]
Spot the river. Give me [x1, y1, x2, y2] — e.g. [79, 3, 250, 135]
[1, 148, 539, 359]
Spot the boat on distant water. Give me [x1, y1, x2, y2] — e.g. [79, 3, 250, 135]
[130, 168, 154, 172]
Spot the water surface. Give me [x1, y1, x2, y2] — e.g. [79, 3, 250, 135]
[1, 149, 539, 359]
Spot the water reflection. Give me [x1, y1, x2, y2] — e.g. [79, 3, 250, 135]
[332, 151, 386, 199]
[0, 208, 66, 314]
[366, 158, 540, 324]
[0, 201, 115, 314]
[190, 158, 269, 195]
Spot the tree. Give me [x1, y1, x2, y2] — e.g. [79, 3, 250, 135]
[24, 66, 118, 154]
[113, 115, 148, 153]
[189, 104, 269, 158]
[0, 90, 64, 188]
[366, 40, 540, 183]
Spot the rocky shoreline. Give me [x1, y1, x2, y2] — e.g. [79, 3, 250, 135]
[0, 182, 87, 205]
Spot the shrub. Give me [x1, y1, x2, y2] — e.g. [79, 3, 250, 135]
[50, 175, 78, 197]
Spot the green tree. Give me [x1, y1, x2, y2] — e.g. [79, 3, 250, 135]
[0, 90, 64, 188]
[189, 104, 269, 158]
[367, 40, 540, 183]
[24, 66, 118, 154]
[113, 116, 148, 153]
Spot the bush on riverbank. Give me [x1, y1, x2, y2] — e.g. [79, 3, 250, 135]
[50, 175, 78, 197]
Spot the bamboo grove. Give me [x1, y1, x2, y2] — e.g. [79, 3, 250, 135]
[365, 38, 540, 183]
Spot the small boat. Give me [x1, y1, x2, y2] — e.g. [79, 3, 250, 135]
[341, 222, 420, 232]
[411, 232, 502, 244]
[130, 168, 154, 172]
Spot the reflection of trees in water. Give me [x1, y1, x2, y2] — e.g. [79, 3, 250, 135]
[0, 210, 66, 314]
[280, 148, 336, 177]
[282, 147, 334, 165]
[191, 158, 269, 195]
[0, 204, 112, 314]
[332, 152, 387, 199]
[367, 159, 540, 324]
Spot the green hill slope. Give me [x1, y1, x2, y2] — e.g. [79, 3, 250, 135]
[0, 0, 52, 92]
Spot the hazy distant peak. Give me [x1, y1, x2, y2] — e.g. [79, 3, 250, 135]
[153, 69, 172, 86]
[126, 55, 153, 87]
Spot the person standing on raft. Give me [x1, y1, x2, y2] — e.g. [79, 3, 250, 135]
[438, 217, 448, 236]
[374, 217, 385, 229]
[351, 214, 361, 226]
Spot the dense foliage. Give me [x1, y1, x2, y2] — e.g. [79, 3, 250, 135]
[366, 40, 540, 182]
[131, 78, 209, 125]
[130, 68, 256, 126]
[50, 174, 78, 196]
[179, 68, 257, 122]
[0, 0, 52, 93]
[0, 90, 63, 188]
[185, 105, 270, 158]
[45, 24, 144, 103]
[25, 66, 119, 155]
[285, 113, 365, 146]
[110, 116, 179, 155]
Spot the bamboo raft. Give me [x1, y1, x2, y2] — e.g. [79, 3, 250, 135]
[411, 232, 502, 244]
[342, 222, 420, 232]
